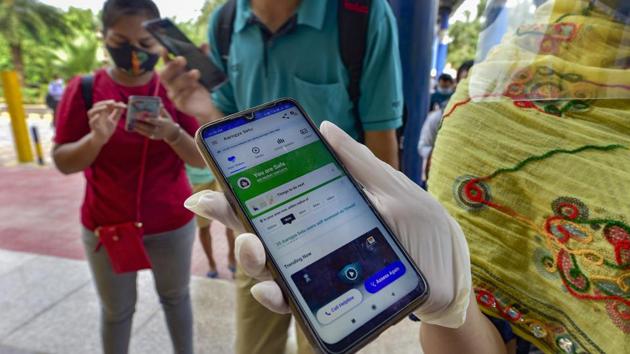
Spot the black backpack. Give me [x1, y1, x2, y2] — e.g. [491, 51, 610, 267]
[214, 0, 371, 141]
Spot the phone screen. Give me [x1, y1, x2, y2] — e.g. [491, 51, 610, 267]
[200, 100, 427, 351]
[126, 96, 161, 131]
[144, 19, 227, 91]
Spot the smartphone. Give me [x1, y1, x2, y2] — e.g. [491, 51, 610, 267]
[126, 96, 161, 132]
[143, 18, 227, 92]
[195, 98, 428, 353]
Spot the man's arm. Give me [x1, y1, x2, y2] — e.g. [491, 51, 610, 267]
[356, 2, 404, 170]
[365, 130, 399, 169]
[420, 294, 506, 354]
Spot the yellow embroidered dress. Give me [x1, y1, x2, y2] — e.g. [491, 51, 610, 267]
[429, 1, 630, 353]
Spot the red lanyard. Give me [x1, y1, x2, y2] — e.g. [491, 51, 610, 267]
[131, 75, 162, 222]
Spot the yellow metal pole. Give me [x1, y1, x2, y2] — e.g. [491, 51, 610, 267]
[1, 70, 34, 163]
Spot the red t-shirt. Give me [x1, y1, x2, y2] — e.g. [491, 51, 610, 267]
[54, 69, 197, 234]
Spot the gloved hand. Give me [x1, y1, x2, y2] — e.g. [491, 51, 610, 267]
[184, 121, 472, 328]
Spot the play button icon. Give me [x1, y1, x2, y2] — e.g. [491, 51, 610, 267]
[338, 263, 362, 284]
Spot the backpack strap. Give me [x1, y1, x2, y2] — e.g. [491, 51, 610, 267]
[215, 0, 237, 70]
[80, 75, 94, 112]
[338, 0, 371, 142]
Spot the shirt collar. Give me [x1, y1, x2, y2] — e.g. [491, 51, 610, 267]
[296, 0, 327, 30]
[234, 0, 327, 33]
[234, 0, 253, 33]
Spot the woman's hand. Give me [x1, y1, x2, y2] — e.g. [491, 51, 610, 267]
[88, 100, 126, 145]
[184, 121, 473, 329]
[134, 106, 181, 143]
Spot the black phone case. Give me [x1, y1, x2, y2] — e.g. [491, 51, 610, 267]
[143, 18, 227, 92]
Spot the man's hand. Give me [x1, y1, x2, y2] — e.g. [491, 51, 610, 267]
[184, 121, 472, 328]
[160, 52, 215, 122]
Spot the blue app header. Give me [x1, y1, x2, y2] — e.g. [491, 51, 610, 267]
[202, 101, 296, 139]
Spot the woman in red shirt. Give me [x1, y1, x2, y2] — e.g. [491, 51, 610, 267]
[52, 1, 203, 353]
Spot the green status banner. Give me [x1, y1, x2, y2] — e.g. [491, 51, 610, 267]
[227, 141, 336, 205]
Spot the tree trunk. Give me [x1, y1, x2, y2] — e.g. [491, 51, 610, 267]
[9, 43, 24, 83]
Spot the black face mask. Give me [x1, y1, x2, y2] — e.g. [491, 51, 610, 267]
[106, 43, 159, 76]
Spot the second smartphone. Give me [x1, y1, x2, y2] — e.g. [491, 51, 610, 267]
[143, 18, 227, 92]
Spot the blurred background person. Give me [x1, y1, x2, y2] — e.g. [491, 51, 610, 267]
[51, 1, 205, 353]
[46, 74, 65, 125]
[429, 73, 455, 111]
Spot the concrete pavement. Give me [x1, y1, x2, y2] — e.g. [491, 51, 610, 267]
[0, 249, 422, 354]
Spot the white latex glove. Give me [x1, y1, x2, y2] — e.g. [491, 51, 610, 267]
[184, 121, 472, 328]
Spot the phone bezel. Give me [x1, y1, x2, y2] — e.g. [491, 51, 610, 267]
[142, 18, 227, 92]
[194, 98, 429, 354]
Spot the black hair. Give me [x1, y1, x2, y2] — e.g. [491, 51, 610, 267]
[438, 73, 454, 83]
[101, 0, 160, 31]
[457, 60, 475, 82]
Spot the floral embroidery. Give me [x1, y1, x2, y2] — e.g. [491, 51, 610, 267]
[606, 300, 630, 333]
[504, 66, 596, 116]
[454, 143, 630, 351]
[516, 23, 580, 55]
[475, 287, 585, 353]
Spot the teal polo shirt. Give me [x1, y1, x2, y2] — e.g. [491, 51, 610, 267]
[208, 0, 403, 139]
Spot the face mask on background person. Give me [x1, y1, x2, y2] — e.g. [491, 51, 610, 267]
[107, 42, 159, 76]
[436, 86, 454, 95]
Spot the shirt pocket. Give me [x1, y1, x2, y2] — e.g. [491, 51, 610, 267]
[292, 76, 352, 126]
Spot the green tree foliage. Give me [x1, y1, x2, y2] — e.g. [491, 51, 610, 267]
[0, 0, 227, 103]
[0, 2, 98, 103]
[447, 0, 488, 69]
[178, 0, 227, 45]
[0, 0, 71, 80]
[47, 8, 100, 79]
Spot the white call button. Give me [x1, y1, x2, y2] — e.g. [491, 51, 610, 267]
[315, 289, 363, 325]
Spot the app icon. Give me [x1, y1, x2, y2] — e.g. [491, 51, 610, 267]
[366, 235, 377, 251]
[299, 128, 308, 135]
[227, 156, 236, 162]
[237, 177, 251, 189]
[277, 138, 285, 144]
[338, 263, 362, 284]
[252, 146, 260, 154]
